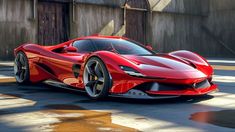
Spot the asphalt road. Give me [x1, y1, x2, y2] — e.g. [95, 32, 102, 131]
[0, 59, 235, 132]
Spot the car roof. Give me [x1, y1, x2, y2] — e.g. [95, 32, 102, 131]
[76, 35, 126, 40]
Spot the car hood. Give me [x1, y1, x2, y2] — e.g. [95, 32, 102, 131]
[122, 55, 207, 80]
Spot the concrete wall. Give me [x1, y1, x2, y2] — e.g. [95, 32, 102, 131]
[0, 0, 37, 60]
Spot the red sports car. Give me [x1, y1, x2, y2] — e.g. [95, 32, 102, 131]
[14, 35, 218, 99]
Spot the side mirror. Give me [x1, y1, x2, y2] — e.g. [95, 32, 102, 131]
[64, 46, 77, 53]
[146, 45, 153, 51]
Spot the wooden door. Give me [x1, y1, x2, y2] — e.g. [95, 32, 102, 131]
[125, 10, 146, 44]
[38, 2, 69, 45]
[125, 0, 148, 45]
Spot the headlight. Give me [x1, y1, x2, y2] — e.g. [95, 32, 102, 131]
[120, 66, 145, 77]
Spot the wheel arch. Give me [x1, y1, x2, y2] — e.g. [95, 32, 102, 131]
[82, 55, 113, 99]
[14, 44, 57, 83]
[169, 50, 208, 65]
[85, 51, 139, 76]
[14, 51, 30, 84]
[169, 50, 213, 76]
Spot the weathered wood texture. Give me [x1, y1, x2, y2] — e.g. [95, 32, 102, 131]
[126, 0, 148, 9]
[75, 0, 126, 7]
[151, 0, 235, 57]
[149, 0, 209, 15]
[152, 13, 204, 53]
[0, 0, 37, 60]
[203, 0, 235, 57]
[1, 0, 235, 60]
[71, 4, 124, 38]
[125, 0, 148, 44]
[126, 10, 147, 44]
[38, 2, 69, 45]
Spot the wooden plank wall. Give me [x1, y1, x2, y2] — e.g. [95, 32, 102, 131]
[151, 0, 235, 57]
[152, 13, 204, 53]
[0, 0, 37, 60]
[71, 4, 124, 38]
[151, 0, 209, 15]
[204, 0, 235, 57]
[1, 0, 235, 60]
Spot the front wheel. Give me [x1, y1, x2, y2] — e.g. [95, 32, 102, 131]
[83, 57, 111, 99]
[14, 51, 30, 84]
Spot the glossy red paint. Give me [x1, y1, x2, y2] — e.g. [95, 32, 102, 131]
[14, 35, 218, 97]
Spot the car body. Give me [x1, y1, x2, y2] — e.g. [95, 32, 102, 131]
[14, 35, 218, 99]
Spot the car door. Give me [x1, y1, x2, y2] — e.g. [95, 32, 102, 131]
[41, 39, 95, 88]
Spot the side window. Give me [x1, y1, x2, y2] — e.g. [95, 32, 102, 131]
[73, 40, 94, 53]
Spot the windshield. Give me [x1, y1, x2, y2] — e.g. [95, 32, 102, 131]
[92, 39, 154, 55]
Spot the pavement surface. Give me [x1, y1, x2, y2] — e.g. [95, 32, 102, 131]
[0, 59, 235, 132]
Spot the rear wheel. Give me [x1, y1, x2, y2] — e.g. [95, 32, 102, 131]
[14, 51, 30, 84]
[83, 57, 111, 99]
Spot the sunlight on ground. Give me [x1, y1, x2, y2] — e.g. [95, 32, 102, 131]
[208, 60, 235, 64]
[0, 62, 14, 67]
[0, 77, 15, 83]
[212, 65, 235, 71]
[0, 94, 36, 110]
[213, 75, 235, 83]
[196, 92, 235, 109]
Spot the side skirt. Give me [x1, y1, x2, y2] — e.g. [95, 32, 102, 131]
[44, 80, 85, 93]
[44, 80, 179, 99]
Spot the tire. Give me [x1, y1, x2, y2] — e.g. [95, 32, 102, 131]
[14, 51, 30, 84]
[83, 57, 111, 99]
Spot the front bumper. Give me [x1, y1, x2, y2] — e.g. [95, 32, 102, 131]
[111, 82, 218, 99]
[146, 84, 218, 96]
